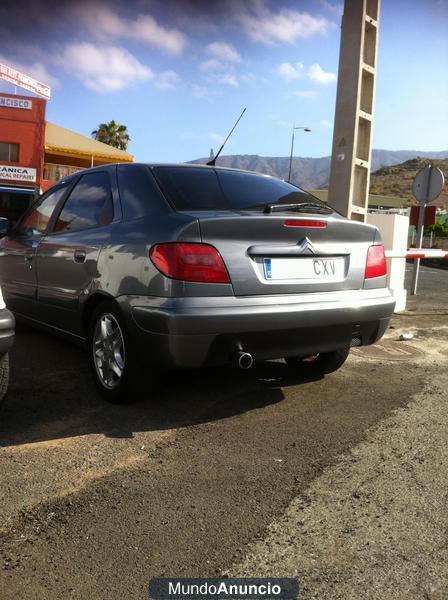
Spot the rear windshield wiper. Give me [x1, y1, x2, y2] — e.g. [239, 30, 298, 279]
[263, 202, 333, 214]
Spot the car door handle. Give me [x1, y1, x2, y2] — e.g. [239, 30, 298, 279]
[74, 250, 86, 263]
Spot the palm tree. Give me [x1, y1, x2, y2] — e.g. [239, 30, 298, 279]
[91, 120, 130, 151]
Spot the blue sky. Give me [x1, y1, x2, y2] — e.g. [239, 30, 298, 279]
[0, 0, 447, 162]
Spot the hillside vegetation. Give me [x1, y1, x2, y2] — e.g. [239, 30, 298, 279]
[370, 158, 448, 208]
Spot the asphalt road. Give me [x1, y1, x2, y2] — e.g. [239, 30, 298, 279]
[0, 266, 447, 599]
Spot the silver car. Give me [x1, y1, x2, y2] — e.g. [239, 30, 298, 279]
[0, 163, 394, 403]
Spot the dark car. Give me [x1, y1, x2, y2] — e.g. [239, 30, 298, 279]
[0, 164, 394, 403]
[0, 240, 15, 407]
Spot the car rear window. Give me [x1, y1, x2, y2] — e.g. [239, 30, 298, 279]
[153, 167, 325, 211]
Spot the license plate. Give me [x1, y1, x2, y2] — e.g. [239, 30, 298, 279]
[263, 257, 345, 281]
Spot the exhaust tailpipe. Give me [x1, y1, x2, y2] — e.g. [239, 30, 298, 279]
[236, 351, 253, 370]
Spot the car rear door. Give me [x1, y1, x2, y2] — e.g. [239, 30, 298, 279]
[196, 212, 374, 296]
[152, 166, 376, 297]
[35, 170, 117, 336]
[0, 184, 69, 318]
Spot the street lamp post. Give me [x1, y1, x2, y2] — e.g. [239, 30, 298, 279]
[288, 125, 311, 183]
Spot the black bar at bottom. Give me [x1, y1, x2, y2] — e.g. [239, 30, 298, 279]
[149, 578, 299, 600]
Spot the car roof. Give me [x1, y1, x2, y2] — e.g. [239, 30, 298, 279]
[58, 162, 276, 186]
[136, 162, 278, 177]
[141, 162, 257, 170]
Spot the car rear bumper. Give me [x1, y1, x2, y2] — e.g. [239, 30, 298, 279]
[118, 289, 395, 369]
[0, 308, 15, 356]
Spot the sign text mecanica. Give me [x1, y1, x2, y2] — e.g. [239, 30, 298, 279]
[0, 165, 37, 183]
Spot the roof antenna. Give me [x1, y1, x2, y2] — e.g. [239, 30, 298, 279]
[207, 107, 246, 166]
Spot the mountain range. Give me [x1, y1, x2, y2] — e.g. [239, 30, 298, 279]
[190, 149, 448, 190]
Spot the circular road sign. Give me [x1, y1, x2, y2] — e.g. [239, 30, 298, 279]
[412, 164, 445, 205]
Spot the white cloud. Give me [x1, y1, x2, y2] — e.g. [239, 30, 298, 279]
[238, 6, 332, 45]
[291, 90, 318, 98]
[62, 43, 152, 93]
[308, 63, 336, 84]
[200, 42, 242, 84]
[206, 42, 242, 63]
[199, 59, 246, 89]
[71, 2, 187, 56]
[278, 61, 337, 86]
[321, 119, 333, 129]
[239, 72, 268, 85]
[191, 84, 212, 99]
[199, 61, 239, 86]
[190, 84, 223, 100]
[154, 70, 181, 90]
[0, 55, 59, 88]
[213, 73, 239, 87]
[277, 62, 304, 82]
[131, 15, 187, 55]
[318, 0, 344, 15]
[199, 59, 223, 73]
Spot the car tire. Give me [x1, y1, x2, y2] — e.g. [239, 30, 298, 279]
[89, 301, 139, 404]
[285, 347, 350, 377]
[0, 353, 10, 408]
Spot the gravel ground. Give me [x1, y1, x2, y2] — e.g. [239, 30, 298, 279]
[231, 266, 448, 599]
[0, 266, 447, 599]
[231, 337, 448, 599]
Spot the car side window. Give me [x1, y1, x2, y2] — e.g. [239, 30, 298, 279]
[117, 164, 169, 219]
[53, 172, 113, 233]
[16, 185, 68, 237]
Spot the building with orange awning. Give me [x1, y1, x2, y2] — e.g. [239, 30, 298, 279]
[42, 121, 133, 192]
[0, 92, 133, 222]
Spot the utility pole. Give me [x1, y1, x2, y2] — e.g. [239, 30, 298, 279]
[328, 0, 380, 221]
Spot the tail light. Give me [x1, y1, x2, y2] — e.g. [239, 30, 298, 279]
[283, 219, 327, 228]
[365, 245, 387, 279]
[149, 243, 230, 284]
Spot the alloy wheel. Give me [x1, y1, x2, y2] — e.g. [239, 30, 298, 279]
[93, 313, 125, 389]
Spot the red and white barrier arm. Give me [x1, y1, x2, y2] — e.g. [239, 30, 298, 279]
[385, 249, 448, 259]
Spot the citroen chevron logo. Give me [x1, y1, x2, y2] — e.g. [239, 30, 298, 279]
[296, 237, 316, 255]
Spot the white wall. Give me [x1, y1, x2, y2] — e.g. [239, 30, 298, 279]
[367, 213, 409, 312]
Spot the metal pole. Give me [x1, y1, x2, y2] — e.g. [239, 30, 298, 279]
[411, 164, 432, 295]
[410, 204, 426, 295]
[288, 124, 295, 183]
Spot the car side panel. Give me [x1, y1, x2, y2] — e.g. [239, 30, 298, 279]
[36, 230, 103, 335]
[92, 216, 234, 300]
[0, 235, 40, 317]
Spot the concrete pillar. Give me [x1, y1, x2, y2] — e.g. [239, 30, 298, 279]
[367, 213, 409, 312]
[328, 0, 380, 222]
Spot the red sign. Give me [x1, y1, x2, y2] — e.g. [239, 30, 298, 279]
[0, 63, 51, 100]
[410, 205, 436, 227]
